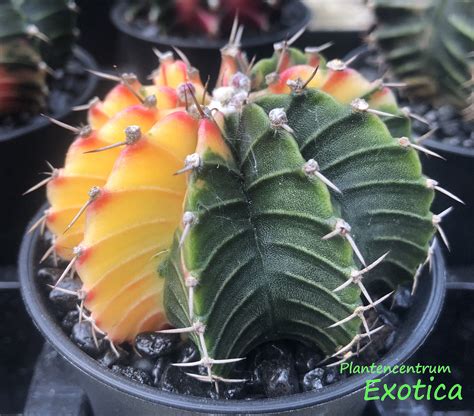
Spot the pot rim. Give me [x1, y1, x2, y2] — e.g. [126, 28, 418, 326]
[423, 138, 474, 158]
[0, 47, 98, 144]
[19, 208, 446, 414]
[110, 1, 311, 50]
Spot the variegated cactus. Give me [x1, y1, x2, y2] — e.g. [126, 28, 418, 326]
[0, 0, 77, 116]
[124, 0, 281, 38]
[31, 39, 461, 385]
[370, 0, 474, 117]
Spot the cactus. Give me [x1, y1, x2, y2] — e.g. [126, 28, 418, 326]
[0, 0, 77, 117]
[370, 0, 474, 116]
[123, 0, 281, 38]
[27, 55, 205, 341]
[32, 41, 462, 381]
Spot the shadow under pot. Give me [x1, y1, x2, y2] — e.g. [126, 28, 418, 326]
[0, 47, 98, 265]
[19, 206, 447, 416]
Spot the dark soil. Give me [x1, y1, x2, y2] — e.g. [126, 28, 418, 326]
[0, 54, 91, 137]
[356, 52, 473, 149]
[36, 233, 412, 401]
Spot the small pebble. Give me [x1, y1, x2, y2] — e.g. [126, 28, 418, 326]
[61, 310, 79, 332]
[49, 277, 82, 312]
[437, 105, 457, 121]
[391, 286, 413, 314]
[160, 366, 211, 397]
[176, 340, 199, 364]
[152, 357, 170, 386]
[134, 332, 180, 359]
[71, 321, 106, 357]
[37, 267, 62, 284]
[99, 347, 128, 368]
[254, 343, 299, 398]
[445, 137, 461, 146]
[302, 368, 324, 392]
[294, 342, 322, 374]
[440, 122, 460, 137]
[131, 354, 155, 375]
[323, 367, 341, 385]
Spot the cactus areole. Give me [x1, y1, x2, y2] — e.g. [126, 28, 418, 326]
[30, 35, 456, 389]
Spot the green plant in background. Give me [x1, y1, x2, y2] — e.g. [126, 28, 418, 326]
[0, 0, 77, 116]
[123, 0, 282, 38]
[370, 0, 474, 118]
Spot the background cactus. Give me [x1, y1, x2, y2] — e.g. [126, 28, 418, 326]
[123, 0, 281, 38]
[370, 0, 474, 116]
[35, 42, 458, 382]
[0, 0, 77, 117]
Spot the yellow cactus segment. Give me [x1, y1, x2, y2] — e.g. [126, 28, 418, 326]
[96, 105, 159, 145]
[46, 105, 164, 260]
[75, 111, 199, 342]
[97, 81, 143, 118]
[144, 85, 179, 110]
[268, 65, 328, 94]
[321, 68, 374, 104]
[196, 118, 234, 161]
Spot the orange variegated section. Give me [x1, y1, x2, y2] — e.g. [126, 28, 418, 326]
[268, 65, 374, 104]
[152, 58, 206, 104]
[46, 104, 162, 260]
[87, 80, 143, 129]
[268, 65, 328, 94]
[75, 111, 199, 342]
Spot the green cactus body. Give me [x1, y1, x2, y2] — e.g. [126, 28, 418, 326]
[372, 0, 474, 111]
[162, 87, 435, 377]
[18, 0, 78, 69]
[0, 0, 46, 115]
[0, 0, 77, 116]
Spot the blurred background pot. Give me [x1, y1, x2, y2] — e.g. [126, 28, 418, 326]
[110, 0, 311, 83]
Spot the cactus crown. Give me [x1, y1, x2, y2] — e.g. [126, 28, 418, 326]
[371, 0, 474, 116]
[34, 35, 458, 387]
[0, 0, 78, 116]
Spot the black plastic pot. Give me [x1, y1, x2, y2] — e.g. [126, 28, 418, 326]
[110, 1, 311, 83]
[19, 207, 446, 415]
[419, 142, 474, 267]
[0, 47, 98, 266]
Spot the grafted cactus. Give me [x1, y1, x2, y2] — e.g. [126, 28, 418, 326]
[124, 0, 281, 38]
[0, 0, 46, 115]
[32, 41, 460, 382]
[16, 0, 78, 69]
[0, 0, 77, 116]
[370, 0, 474, 115]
